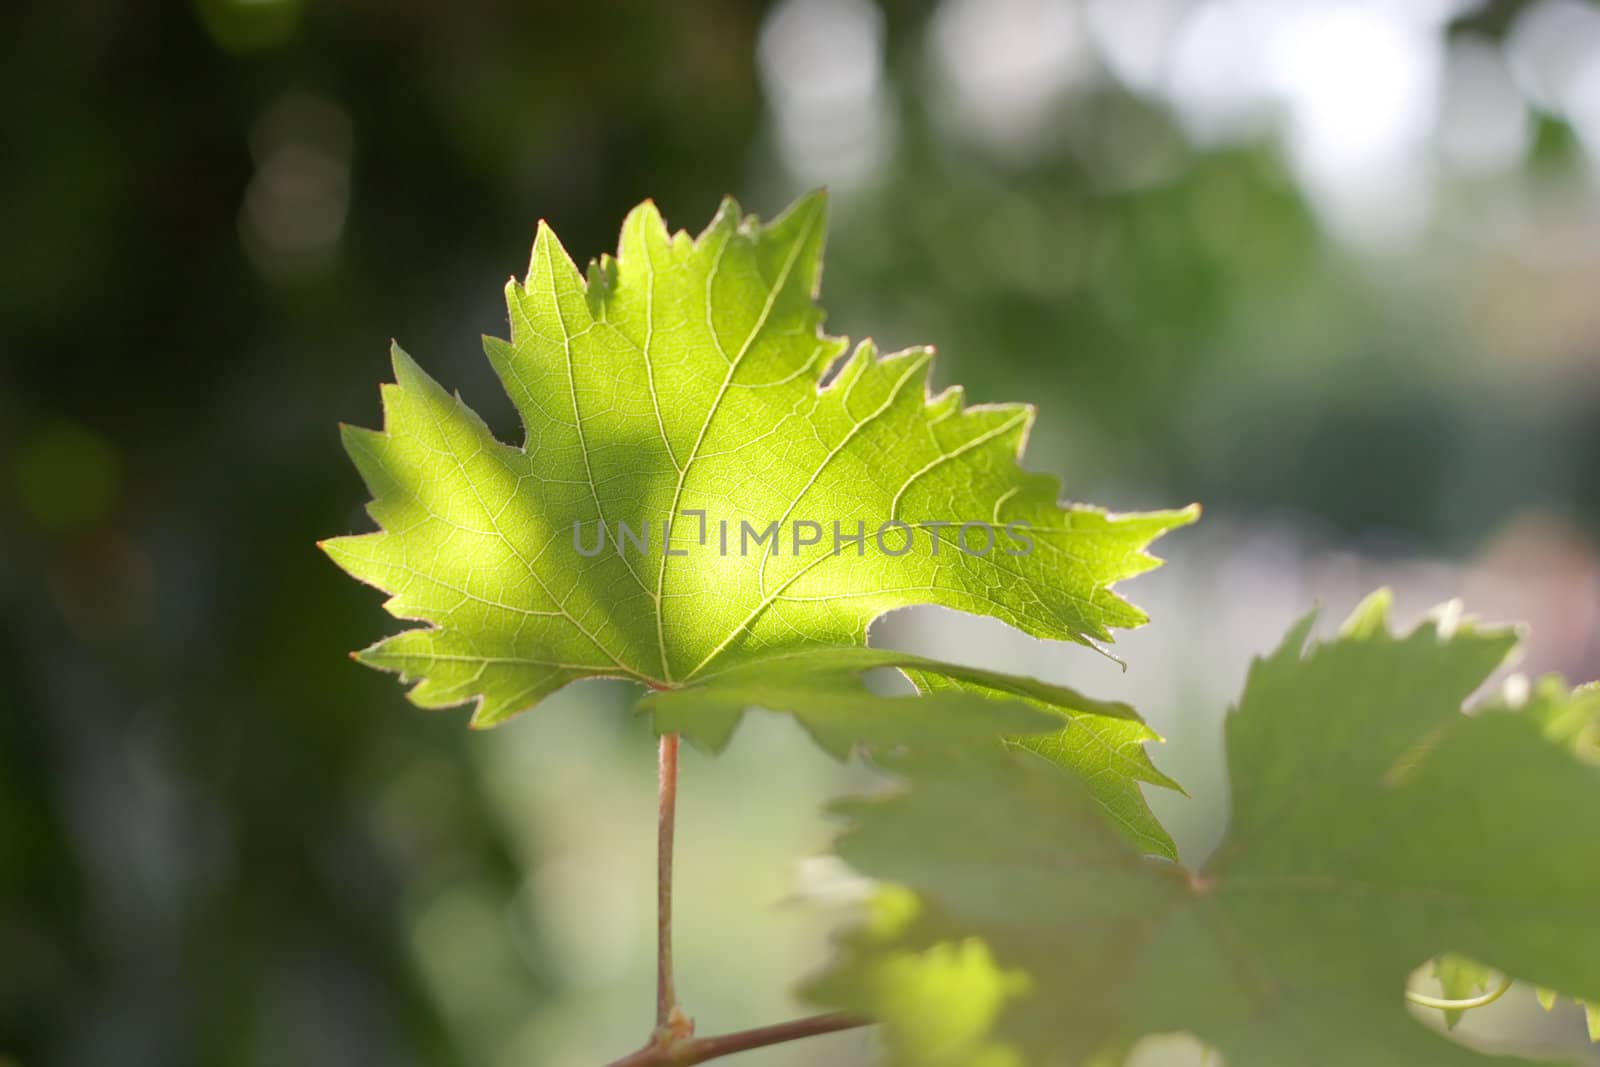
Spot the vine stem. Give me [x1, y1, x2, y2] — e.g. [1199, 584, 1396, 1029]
[603, 1012, 871, 1067]
[657, 732, 683, 1032]
[607, 731, 870, 1066]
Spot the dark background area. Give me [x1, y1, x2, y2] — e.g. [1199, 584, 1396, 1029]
[3, 1, 1599, 1064]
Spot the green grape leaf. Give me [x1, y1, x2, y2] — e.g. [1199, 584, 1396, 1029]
[643, 646, 1181, 857]
[1426, 684, 1600, 1032]
[810, 591, 1600, 1066]
[321, 193, 1195, 727]
[1520, 677, 1600, 1041]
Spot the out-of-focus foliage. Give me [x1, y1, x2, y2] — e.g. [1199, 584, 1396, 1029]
[809, 595, 1600, 1065]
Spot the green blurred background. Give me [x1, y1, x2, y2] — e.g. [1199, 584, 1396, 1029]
[3, 0, 1599, 1064]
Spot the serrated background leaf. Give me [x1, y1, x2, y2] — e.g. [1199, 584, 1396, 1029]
[811, 595, 1600, 1066]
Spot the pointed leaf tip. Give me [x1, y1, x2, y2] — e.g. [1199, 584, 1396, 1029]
[1340, 587, 1395, 638]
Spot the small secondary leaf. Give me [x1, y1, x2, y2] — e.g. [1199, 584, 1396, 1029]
[810, 592, 1600, 1065]
[322, 194, 1194, 727]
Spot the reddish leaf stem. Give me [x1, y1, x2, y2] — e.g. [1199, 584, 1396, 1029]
[657, 732, 682, 1031]
[603, 1012, 872, 1067]
[619, 732, 870, 1066]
